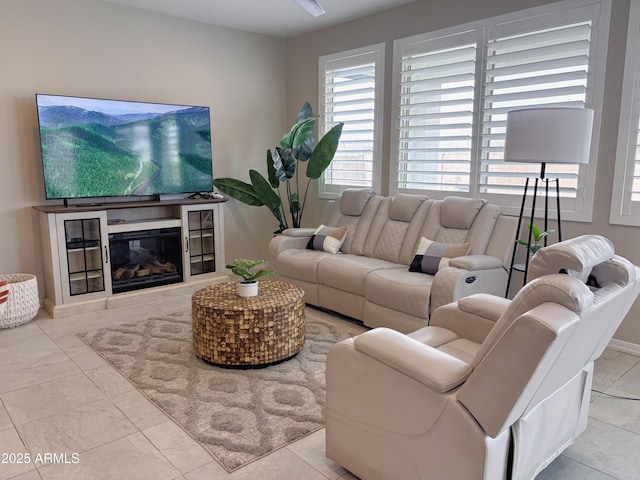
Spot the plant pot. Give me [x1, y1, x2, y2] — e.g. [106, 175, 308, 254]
[237, 281, 258, 297]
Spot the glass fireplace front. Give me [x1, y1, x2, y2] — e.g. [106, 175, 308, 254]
[108, 227, 183, 294]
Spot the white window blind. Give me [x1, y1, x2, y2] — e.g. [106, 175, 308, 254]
[611, 0, 640, 225]
[391, 1, 609, 221]
[632, 118, 640, 202]
[396, 33, 479, 192]
[480, 15, 593, 199]
[319, 44, 384, 198]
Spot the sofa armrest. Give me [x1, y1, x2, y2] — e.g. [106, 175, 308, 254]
[427, 294, 510, 343]
[281, 228, 316, 237]
[430, 264, 509, 315]
[458, 293, 510, 322]
[268, 235, 312, 266]
[354, 328, 472, 393]
[449, 254, 503, 271]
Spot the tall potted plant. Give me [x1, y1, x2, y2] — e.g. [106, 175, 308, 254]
[213, 102, 343, 233]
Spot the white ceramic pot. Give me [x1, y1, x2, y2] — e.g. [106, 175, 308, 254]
[237, 281, 258, 297]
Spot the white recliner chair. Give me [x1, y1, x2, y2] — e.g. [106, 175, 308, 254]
[325, 235, 640, 480]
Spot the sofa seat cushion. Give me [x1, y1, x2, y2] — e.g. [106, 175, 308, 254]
[317, 255, 398, 296]
[408, 327, 481, 364]
[276, 249, 328, 283]
[408, 325, 459, 347]
[365, 268, 434, 319]
[437, 339, 480, 364]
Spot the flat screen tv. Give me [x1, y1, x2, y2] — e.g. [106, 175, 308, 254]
[36, 94, 214, 201]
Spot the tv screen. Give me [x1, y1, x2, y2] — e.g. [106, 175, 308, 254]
[36, 94, 214, 200]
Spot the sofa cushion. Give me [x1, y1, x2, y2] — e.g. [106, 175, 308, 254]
[365, 267, 435, 319]
[388, 193, 427, 222]
[528, 234, 615, 282]
[340, 188, 375, 216]
[306, 225, 347, 254]
[274, 249, 327, 284]
[317, 255, 398, 296]
[440, 196, 486, 229]
[408, 327, 481, 364]
[437, 339, 481, 364]
[409, 237, 471, 275]
[408, 325, 459, 347]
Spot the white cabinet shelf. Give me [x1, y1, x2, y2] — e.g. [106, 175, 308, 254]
[69, 271, 103, 282]
[107, 218, 182, 233]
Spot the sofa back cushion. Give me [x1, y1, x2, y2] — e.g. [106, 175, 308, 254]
[321, 189, 381, 255]
[363, 194, 429, 263]
[440, 196, 486, 229]
[416, 197, 500, 260]
[528, 234, 614, 282]
[323, 192, 509, 266]
[341, 188, 376, 216]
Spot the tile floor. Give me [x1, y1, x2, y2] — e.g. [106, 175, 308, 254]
[0, 296, 638, 480]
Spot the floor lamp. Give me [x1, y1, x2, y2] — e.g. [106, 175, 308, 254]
[504, 107, 594, 295]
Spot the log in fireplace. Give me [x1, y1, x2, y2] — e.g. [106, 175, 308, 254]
[108, 227, 183, 293]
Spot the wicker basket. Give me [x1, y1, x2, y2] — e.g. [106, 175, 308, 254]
[0, 273, 40, 328]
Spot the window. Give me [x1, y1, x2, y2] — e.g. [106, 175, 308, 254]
[392, 0, 610, 220]
[395, 33, 479, 193]
[319, 44, 385, 198]
[610, 1, 640, 226]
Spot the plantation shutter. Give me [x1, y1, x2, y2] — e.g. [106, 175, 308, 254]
[632, 122, 640, 201]
[319, 45, 384, 197]
[396, 32, 479, 192]
[611, 1, 640, 224]
[479, 9, 595, 199]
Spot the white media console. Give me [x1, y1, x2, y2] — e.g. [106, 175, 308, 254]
[34, 198, 227, 318]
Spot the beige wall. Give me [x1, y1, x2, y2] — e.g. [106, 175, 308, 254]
[285, 0, 640, 345]
[0, 0, 286, 292]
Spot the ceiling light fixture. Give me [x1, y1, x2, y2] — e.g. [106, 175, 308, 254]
[293, 0, 325, 17]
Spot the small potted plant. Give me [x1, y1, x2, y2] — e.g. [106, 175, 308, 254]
[516, 222, 556, 256]
[226, 259, 277, 297]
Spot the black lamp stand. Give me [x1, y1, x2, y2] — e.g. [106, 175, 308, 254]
[505, 162, 562, 297]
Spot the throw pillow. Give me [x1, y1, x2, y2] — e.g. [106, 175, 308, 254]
[409, 237, 471, 275]
[306, 225, 348, 254]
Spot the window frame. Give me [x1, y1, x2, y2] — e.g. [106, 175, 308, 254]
[610, 0, 640, 226]
[390, 0, 610, 222]
[318, 43, 385, 199]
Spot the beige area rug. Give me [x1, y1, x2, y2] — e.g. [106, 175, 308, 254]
[78, 309, 356, 472]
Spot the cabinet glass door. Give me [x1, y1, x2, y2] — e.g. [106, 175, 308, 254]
[64, 218, 105, 295]
[188, 210, 216, 275]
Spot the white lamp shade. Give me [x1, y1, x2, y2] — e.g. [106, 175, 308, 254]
[504, 107, 594, 164]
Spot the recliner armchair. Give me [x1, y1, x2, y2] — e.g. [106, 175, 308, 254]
[325, 235, 640, 480]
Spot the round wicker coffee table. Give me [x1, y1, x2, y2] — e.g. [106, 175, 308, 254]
[191, 280, 305, 368]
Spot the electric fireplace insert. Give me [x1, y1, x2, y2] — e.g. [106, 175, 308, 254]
[109, 227, 183, 294]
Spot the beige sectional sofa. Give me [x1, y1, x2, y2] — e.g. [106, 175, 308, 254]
[269, 189, 518, 333]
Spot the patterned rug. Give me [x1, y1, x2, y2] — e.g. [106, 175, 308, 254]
[78, 309, 357, 472]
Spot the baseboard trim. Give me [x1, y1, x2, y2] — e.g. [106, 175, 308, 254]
[608, 338, 640, 356]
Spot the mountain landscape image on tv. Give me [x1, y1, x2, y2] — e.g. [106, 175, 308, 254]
[36, 94, 214, 200]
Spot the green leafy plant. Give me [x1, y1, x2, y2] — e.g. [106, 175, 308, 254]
[213, 102, 344, 233]
[516, 222, 556, 255]
[226, 259, 276, 284]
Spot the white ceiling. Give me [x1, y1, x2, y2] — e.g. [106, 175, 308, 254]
[99, 0, 418, 38]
